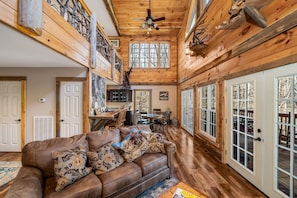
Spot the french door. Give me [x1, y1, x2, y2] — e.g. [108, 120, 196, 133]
[181, 88, 194, 135]
[226, 63, 297, 198]
[59, 81, 83, 137]
[226, 72, 264, 190]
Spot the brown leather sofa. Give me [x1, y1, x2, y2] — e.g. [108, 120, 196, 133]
[5, 126, 176, 198]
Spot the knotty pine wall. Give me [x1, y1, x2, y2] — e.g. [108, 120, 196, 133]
[116, 36, 178, 85]
[177, 0, 297, 161]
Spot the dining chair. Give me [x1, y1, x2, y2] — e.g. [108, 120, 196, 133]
[105, 109, 127, 129]
[278, 112, 290, 147]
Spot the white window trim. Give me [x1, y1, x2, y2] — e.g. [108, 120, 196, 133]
[129, 41, 170, 69]
[199, 84, 216, 140]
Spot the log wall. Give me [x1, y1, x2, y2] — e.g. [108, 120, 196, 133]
[117, 36, 178, 85]
[177, 0, 297, 160]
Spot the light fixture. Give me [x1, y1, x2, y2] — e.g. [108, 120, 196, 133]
[185, 45, 190, 55]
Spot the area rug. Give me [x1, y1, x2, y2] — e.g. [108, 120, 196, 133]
[137, 177, 179, 198]
[0, 161, 22, 188]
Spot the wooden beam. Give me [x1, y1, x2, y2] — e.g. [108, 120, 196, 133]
[179, 9, 297, 84]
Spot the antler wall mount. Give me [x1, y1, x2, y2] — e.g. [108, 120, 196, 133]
[216, 0, 272, 30]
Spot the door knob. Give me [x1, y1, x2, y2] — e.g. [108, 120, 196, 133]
[15, 119, 21, 122]
[60, 119, 64, 122]
[254, 137, 261, 141]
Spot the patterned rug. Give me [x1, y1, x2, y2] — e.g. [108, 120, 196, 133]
[137, 177, 179, 198]
[0, 161, 22, 188]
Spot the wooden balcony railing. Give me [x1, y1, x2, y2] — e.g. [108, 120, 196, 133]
[1, 0, 123, 84]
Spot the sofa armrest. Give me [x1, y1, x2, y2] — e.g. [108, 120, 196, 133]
[162, 140, 176, 177]
[5, 166, 44, 198]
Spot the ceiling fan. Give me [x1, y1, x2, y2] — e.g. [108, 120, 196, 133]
[137, 0, 165, 31]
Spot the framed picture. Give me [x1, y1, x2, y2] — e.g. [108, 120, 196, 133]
[110, 39, 120, 48]
[159, 91, 169, 100]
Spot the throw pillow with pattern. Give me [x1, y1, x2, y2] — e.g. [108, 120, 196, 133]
[52, 148, 92, 192]
[139, 130, 166, 153]
[87, 142, 124, 175]
[113, 128, 149, 162]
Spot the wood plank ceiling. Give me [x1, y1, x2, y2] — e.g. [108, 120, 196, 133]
[104, 0, 190, 36]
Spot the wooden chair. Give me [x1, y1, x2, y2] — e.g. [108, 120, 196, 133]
[105, 109, 126, 129]
[278, 112, 294, 147]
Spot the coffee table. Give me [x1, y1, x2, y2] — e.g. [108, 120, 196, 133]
[159, 182, 208, 198]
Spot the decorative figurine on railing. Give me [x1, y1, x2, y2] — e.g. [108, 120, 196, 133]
[188, 28, 208, 57]
[216, 0, 273, 30]
[123, 67, 133, 89]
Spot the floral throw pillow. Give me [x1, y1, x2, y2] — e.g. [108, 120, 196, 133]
[52, 148, 92, 192]
[139, 130, 166, 153]
[87, 142, 124, 175]
[113, 129, 149, 162]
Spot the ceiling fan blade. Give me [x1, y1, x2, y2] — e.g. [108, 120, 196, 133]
[134, 18, 145, 21]
[147, 9, 151, 18]
[153, 17, 165, 22]
[155, 26, 159, 30]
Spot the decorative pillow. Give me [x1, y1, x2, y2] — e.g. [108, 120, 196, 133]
[139, 131, 166, 153]
[113, 129, 149, 162]
[52, 148, 92, 192]
[87, 142, 124, 175]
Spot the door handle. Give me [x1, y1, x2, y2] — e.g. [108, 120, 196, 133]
[254, 137, 261, 141]
[60, 119, 64, 122]
[15, 119, 21, 122]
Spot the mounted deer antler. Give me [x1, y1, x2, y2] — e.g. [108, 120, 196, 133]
[216, 0, 273, 30]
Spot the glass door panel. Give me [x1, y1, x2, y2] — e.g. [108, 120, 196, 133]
[276, 75, 297, 197]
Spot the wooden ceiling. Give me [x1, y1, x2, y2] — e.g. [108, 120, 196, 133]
[104, 0, 190, 37]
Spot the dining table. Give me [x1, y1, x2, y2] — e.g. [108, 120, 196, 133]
[89, 111, 119, 131]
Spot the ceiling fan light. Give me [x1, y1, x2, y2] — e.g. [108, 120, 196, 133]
[141, 23, 146, 29]
[148, 27, 152, 31]
[153, 23, 158, 28]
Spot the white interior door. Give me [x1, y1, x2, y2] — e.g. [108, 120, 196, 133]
[181, 89, 194, 135]
[60, 81, 83, 137]
[0, 81, 22, 151]
[226, 72, 264, 190]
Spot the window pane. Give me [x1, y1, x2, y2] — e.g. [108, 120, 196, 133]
[140, 43, 149, 68]
[129, 43, 139, 68]
[199, 84, 216, 138]
[150, 43, 158, 68]
[160, 43, 169, 68]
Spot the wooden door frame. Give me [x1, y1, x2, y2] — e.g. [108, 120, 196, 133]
[0, 77, 26, 149]
[56, 77, 87, 137]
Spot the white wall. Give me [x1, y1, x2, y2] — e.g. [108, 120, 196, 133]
[0, 67, 87, 143]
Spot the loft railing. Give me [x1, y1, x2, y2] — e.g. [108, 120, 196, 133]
[46, 0, 91, 40]
[45, 0, 123, 79]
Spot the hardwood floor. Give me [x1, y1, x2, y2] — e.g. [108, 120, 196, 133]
[0, 126, 267, 198]
[165, 126, 267, 198]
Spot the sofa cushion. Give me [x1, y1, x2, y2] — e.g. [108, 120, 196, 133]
[52, 147, 92, 191]
[44, 173, 102, 198]
[87, 142, 124, 175]
[133, 153, 168, 176]
[98, 162, 142, 197]
[87, 128, 121, 151]
[113, 129, 149, 162]
[22, 134, 88, 178]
